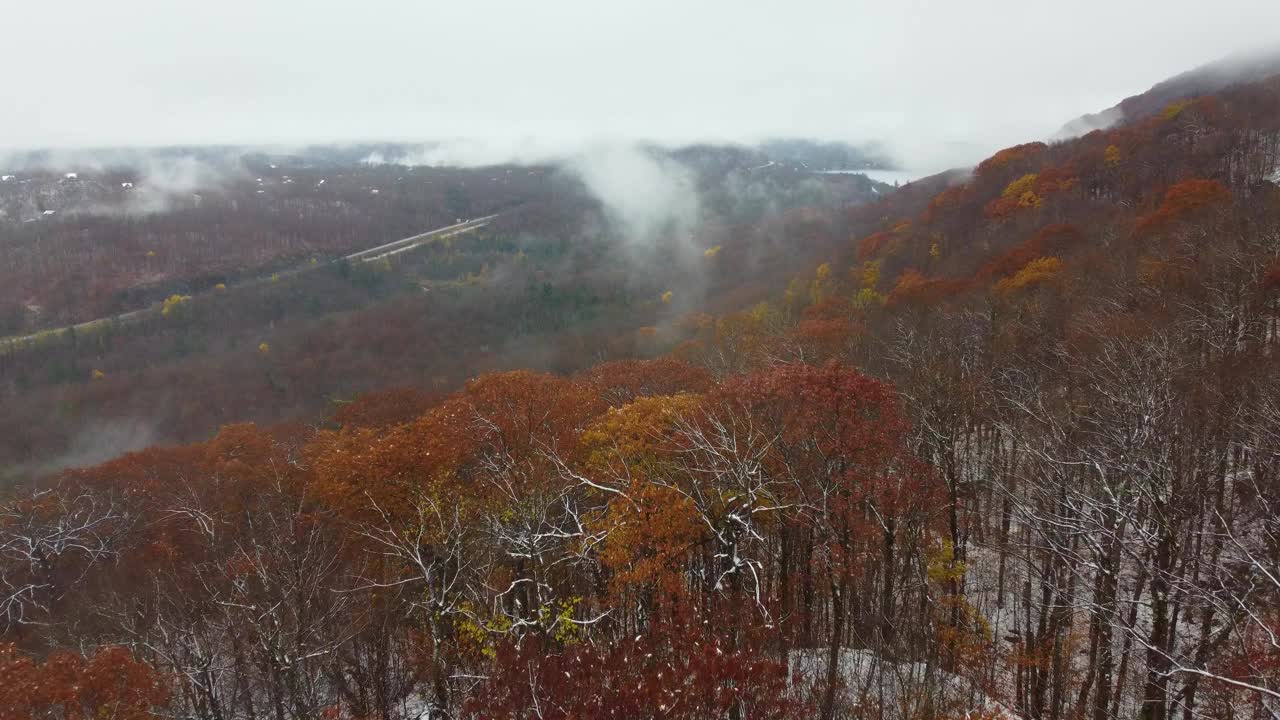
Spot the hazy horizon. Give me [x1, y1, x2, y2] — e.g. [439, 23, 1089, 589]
[6, 1, 1280, 171]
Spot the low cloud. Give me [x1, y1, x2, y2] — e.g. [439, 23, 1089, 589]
[363, 138, 574, 168]
[44, 419, 157, 473]
[0, 148, 248, 216]
[123, 153, 247, 214]
[367, 140, 703, 253]
[566, 144, 700, 251]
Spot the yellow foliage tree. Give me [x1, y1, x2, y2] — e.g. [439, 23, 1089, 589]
[926, 540, 994, 676]
[1161, 99, 1192, 120]
[853, 288, 885, 308]
[160, 294, 191, 317]
[1017, 190, 1043, 209]
[859, 259, 881, 289]
[809, 262, 833, 306]
[580, 394, 705, 602]
[754, 300, 787, 328]
[1104, 144, 1122, 166]
[852, 257, 887, 306]
[1002, 173, 1039, 201]
[994, 256, 1063, 295]
[783, 276, 805, 314]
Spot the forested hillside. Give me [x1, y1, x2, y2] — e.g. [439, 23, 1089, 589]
[2, 67, 1280, 720]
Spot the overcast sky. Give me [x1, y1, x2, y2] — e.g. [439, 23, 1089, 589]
[5, 0, 1280, 169]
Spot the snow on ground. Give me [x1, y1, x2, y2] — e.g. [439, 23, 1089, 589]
[790, 648, 1019, 719]
[818, 168, 932, 185]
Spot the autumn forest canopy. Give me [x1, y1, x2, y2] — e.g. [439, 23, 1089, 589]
[3, 48, 1280, 720]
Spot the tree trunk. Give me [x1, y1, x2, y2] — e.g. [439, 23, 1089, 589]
[820, 580, 846, 720]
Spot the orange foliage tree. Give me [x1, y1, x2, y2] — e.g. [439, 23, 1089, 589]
[1133, 178, 1230, 236]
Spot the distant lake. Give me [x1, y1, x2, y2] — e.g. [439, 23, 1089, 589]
[818, 168, 933, 185]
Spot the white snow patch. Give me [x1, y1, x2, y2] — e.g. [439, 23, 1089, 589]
[63, 172, 78, 180]
[819, 168, 929, 185]
[1, 175, 14, 181]
[789, 648, 1017, 720]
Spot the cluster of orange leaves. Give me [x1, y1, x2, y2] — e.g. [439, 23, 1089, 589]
[882, 269, 972, 307]
[993, 257, 1063, 296]
[1133, 178, 1231, 236]
[975, 142, 1048, 177]
[580, 393, 705, 601]
[921, 184, 972, 225]
[978, 224, 1082, 281]
[856, 219, 914, 261]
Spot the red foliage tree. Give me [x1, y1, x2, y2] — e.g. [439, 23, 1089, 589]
[579, 358, 714, 407]
[467, 613, 805, 720]
[0, 644, 169, 720]
[329, 386, 439, 430]
[857, 230, 895, 261]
